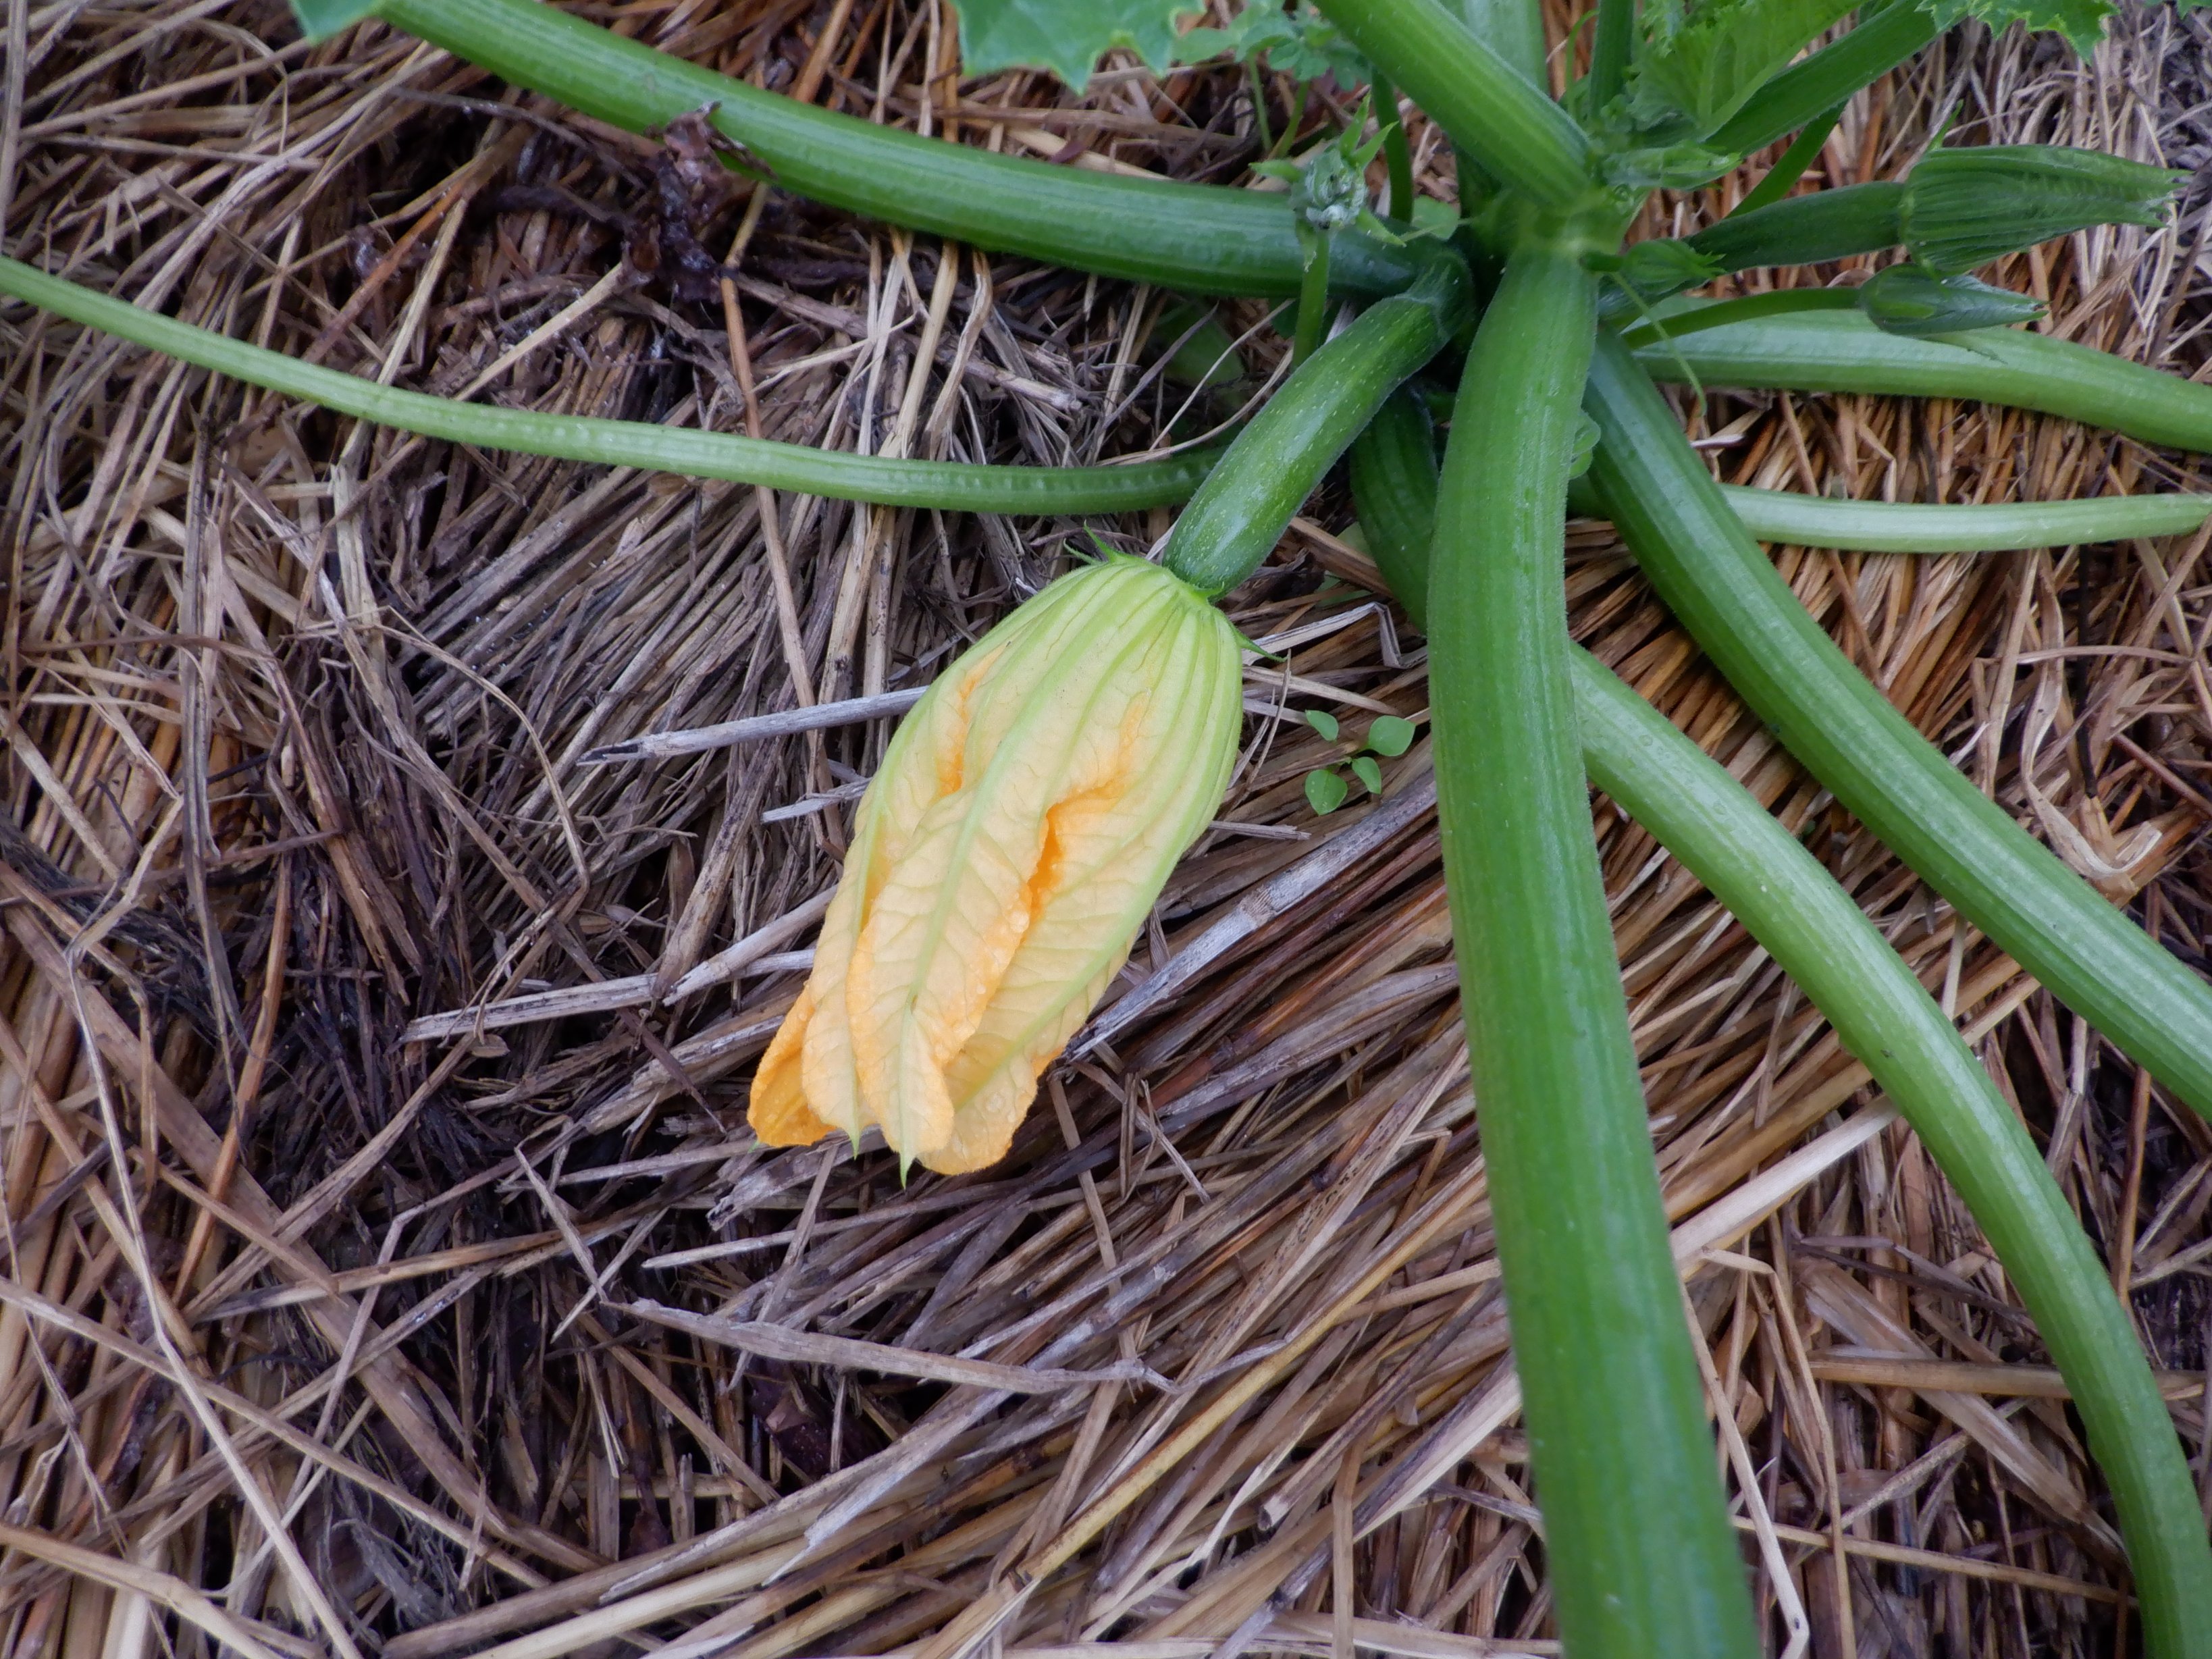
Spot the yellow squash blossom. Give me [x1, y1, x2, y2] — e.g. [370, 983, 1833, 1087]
[749, 556, 1244, 1175]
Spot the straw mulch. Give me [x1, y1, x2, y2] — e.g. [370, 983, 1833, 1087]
[3, 1, 2211, 1654]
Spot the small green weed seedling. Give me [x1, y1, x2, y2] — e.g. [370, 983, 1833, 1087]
[1302, 710, 1419, 813]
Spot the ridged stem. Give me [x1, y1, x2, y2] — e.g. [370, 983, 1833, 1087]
[0, 256, 1214, 513]
[1714, 483, 2211, 550]
[1573, 652, 2212, 1659]
[1640, 305, 2212, 453]
[1315, 0, 1597, 210]
[1585, 330, 2212, 1121]
[1586, 0, 1635, 109]
[372, 0, 1423, 298]
[1431, 232, 1760, 1659]
[1569, 477, 2212, 552]
[1341, 423, 2212, 1659]
[1710, 1, 1941, 158]
[1359, 402, 2205, 577]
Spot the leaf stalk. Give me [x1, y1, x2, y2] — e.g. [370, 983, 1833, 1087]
[0, 257, 1214, 514]
[1315, 0, 1598, 210]
[1430, 230, 1762, 1659]
[1586, 331, 2212, 1124]
[1573, 650, 2212, 1659]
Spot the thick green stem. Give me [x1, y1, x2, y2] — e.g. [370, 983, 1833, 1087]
[1710, 2, 1940, 158]
[1292, 233, 1333, 365]
[1315, 0, 1596, 209]
[1163, 263, 1467, 595]
[1405, 0, 1556, 277]
[1432, 234, 1759, 1659]
[372, 0, 1423, 299]
[1586, 0, 1635, 109]
[0, 256, 1213, 513]
[1349, 386, 1440, 625]
[1585, 330, 2212, 1122]
[1335, 427, 2212, 1656]
[1684, 181, 1904, 271]
[1640, 305, 2212, 452]
[1371, 72, 1415, 219]
[1731, 105, 1843, 217]
[1573, 653, 2212, 1659]
[1713, 483, 2210, 550]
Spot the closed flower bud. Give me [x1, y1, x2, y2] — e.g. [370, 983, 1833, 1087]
[1292, 141, 1370, 235]
[1902, 144, 2181, 277]
[1588, 238, 1726, 305]
[749, 556, 1244, 1175]
[1858, 265, 2044, 338]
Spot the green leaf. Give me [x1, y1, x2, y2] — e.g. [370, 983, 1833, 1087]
[1625, 0, 1860, 140]
[1365, 713, 1416, 757]
[953, 0, 1207, 91]
[1176, 3, 1369, 87]
[1920, 0, 2113, 59]
[1410, 198, 1462, 238]
[1350, 754, 1385, 794]
[1352, 208, 1406, 245]
[1305, 766, 1348, 814]
[290, 0, 380, 37]
[1304, 708, 1342, 742]
[1176, 7, 1296, 65]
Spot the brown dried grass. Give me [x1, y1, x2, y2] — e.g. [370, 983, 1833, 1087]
[3, 2, 2211, 1655]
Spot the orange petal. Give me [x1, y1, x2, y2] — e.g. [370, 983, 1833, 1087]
[748, 984, 835, 1147]
[797, 874, 870, 1142]
[847, 789, 1035, 1162]
[767, 557, 1244, 1174]
[847, 585, 1184, 1163]
[930, 606, 1245, 1168]
[927, 954, 1121, 1174]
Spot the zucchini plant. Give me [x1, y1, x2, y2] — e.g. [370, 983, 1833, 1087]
[11, 0, 2212, 1652]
